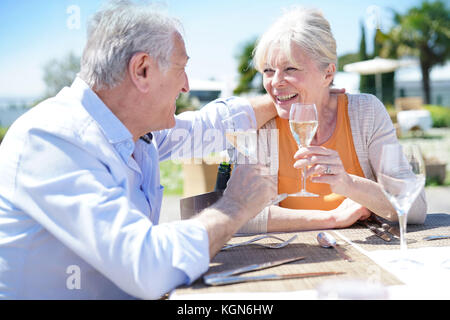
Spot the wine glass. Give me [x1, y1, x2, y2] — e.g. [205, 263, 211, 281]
[378, 144, 426, 267]
[289, 103, 319, 197]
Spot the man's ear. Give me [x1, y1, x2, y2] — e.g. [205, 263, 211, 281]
[128, 52, 155, 93]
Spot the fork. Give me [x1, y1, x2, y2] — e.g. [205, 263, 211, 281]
[221, 234, 298, 250]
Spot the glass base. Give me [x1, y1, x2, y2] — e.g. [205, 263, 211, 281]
[388, 251, 423, 270]
[291, 190, 319, 197]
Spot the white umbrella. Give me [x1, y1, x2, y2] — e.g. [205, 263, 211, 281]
[343, 57, 417, 100]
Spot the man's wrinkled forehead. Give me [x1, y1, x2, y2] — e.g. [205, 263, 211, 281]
[171, 32, 189, 65]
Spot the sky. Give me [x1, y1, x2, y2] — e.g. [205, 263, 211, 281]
[0, 0, 423, 99]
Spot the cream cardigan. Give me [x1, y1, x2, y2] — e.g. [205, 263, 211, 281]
[237, 93, 427, 234]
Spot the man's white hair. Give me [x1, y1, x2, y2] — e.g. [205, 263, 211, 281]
[79, 0, 183, 90]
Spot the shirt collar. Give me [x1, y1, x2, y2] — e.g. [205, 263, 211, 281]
[69, 77, 135, 160]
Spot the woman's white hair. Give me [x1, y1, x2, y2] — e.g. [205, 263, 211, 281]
[253, 6, 337, 73]
[79, 0, 183, 90]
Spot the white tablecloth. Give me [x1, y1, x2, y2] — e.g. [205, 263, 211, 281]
[397, 110, 432, 133]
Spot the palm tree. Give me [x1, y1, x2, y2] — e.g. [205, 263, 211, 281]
[385, 0, 450, 104]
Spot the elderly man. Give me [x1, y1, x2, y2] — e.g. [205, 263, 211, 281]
[0, 2, 276, 299]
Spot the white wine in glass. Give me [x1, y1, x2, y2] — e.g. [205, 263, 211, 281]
[378, 144, 425, 267]
[289, 103, 319, 197]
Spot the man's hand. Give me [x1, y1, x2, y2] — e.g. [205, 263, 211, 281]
[193, 164, 276, 258]
[222, 164, 276, 219]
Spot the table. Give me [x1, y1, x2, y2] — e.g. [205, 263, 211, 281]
[171, 212, 450, 300]
[396, 109, 432, 134]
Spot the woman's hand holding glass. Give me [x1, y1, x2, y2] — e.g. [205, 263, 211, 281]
[293, 146, 353, 196]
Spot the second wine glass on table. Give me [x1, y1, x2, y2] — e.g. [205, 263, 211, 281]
[289, 103, 319, 197]
[378, 144, 426, 268]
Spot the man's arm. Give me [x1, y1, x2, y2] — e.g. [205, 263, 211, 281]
[248, 94, 277, 129]
[14, 129, 211, 300]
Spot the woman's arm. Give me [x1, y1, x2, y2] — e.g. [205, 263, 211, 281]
[267, 198, 370, 232]
[293, 146, 399, 222]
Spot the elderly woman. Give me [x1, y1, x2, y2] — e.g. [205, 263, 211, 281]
[239, 7, 427, 234]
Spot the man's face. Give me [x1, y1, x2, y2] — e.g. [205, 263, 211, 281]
[149, 32, 190, 130]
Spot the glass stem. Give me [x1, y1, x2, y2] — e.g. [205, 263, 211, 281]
[398, 212, 408, 253]
[301, 167, 307, 192]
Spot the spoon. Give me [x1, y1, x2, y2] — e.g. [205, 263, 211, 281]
[317, 232, 353, 262]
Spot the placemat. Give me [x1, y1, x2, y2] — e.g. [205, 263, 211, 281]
[174, 230, 402, 296]
[338, 212, 450, 252]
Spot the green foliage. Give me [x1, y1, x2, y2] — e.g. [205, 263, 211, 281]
[425, 105, 450, 127]
[358, 22, 376, 96]
[385, 0, 450, 103]
[426, 170, 450, 186]
[0, 126, 8, 143]
[337, 53, 359, 72]
[233, 38, 265, 95]
[42, 52, 80, 99]
[175, 93, 199, 115]
[159, 160, 183, 195]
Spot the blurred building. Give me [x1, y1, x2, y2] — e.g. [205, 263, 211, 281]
[188, 79, 234, 107]
[395, 62, 450, 106]
[336, 62, 450, 107]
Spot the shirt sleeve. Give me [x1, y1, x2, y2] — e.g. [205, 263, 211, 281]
[14, 128, 210, 299]
[154, 96, 256, 161]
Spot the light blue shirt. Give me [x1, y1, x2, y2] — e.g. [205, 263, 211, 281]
[0, 77, 256, 299]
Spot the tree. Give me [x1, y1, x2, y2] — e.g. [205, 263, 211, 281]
[358, 21, 376, 96]
[337, 52, 359, 72]
[233, 38, 265, 95]
[385, 0, 450, 104]
[374, 29, 395, 105]
[42, 52, 81, 99]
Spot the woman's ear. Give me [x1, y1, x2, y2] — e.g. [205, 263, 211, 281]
[128, 52, 154, 93]
[324, 63, 336, 87]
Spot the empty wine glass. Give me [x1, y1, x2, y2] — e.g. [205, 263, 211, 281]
[378, 144, 426, 267]
[289, 103, 319, 197]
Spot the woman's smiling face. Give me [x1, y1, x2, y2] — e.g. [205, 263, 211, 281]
[262, 44, 328, 119]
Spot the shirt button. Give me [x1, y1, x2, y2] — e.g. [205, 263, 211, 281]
[125, 141, 133, 150]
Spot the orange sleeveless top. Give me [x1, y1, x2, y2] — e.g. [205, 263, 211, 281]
[276, 94, 365, 210]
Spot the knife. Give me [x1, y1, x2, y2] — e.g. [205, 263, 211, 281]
[205, 271, 345, 286]
[423, 235, 450, 241]
[203, 255, 305, 282]
[360, 220, 392, 242]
